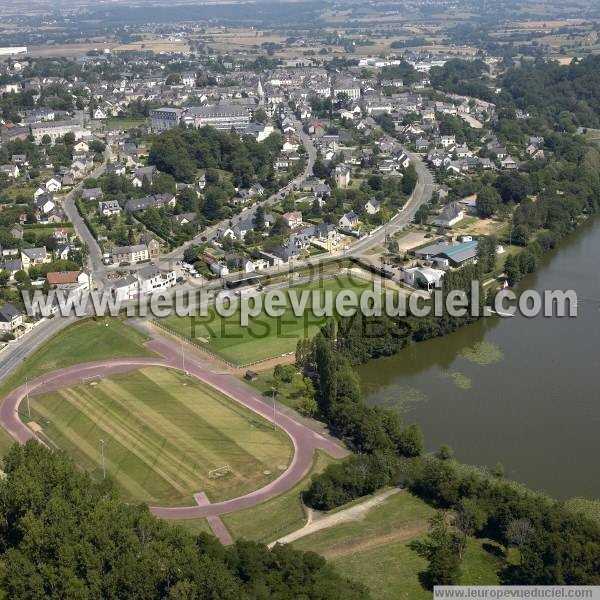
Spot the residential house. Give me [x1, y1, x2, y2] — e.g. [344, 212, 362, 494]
[339, 211, 359, 230]
[0, 164, 19, 178]
[433, 202, 465, 227]
[46, 270, 92, 299]
[282, 211, 303, 229]
[125, 193, 176, 212]
[335, 164, 351, 189]
[45, 178, 62, 193]
[98, 200, 121, 217]
[111, 244, 149, 265]
[20, 247, 50, 270]
[0, 303, 23, 337]
[172, 212, 196, 226]
[365, 198, 381, 215]
[137, 264, 177, 295]
[131, 166, 155, 188]
[82, 188, 103, 201]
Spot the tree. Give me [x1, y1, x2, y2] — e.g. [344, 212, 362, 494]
[63, 132, 75, 147]
[437, 444, 453, 460]
[402, 164, 418, 195]
[504, 254, 521, 287]
[454, 498, 488, 548]
[183, 245, 199, 264]
[477, 186, 500, 218]
[410, 512, 463, 589]
[476, 235, 498, 274]
[506, 517, 534, 557]
[254, 108, 267, 123]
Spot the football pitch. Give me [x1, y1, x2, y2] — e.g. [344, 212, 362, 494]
[161, 275, 372, 365]
[28, 367, 292, 506]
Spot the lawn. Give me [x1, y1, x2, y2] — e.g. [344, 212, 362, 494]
[291, 491, 502, 600]
[172, 518, 213, 537]
[28, 366, 292, 506]
[160, 275, 372, 365]
[246, 368, 311, 412]
[0, 318, 156, 408]
[105, 118, 147, 130]
[221, 450, 337, 543]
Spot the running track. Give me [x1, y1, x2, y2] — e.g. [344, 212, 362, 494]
[0, 333, 348, 518]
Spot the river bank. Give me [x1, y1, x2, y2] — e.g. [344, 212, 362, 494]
[358, 217, 600, 500]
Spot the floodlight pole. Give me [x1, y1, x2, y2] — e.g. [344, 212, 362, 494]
[25, 376, 30, 418]
[271, 387, 276, 425]
[181, 341, 186, 374]
[100, 439, 106, 480]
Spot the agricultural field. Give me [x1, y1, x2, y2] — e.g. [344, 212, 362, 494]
[160, 275, 372, 365]
[27, 367, 292, 506]
[291, 491, 502, 600]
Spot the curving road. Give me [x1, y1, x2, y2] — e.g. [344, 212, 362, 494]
[0, 331, 347, 519]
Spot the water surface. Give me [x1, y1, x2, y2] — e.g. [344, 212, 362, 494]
[358, 219, 600, 499]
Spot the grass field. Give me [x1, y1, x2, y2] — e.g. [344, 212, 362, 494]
[222, 450, 337, 542]
[105, 118, 147, 131]
[0, 318, 155, 404]
[161, 275, 372, 365]
[291, 491, 502, 600]
[246, 369, 311, 412]
[28, 367, 292, 506]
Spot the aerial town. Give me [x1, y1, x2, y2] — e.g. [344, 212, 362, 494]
[0, 1, 598, 598]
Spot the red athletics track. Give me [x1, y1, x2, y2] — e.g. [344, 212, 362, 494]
[0, 333, 348, 519]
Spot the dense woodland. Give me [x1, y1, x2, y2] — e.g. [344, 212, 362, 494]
[0, 442, 369, 599]
[148, 126, 283, 189]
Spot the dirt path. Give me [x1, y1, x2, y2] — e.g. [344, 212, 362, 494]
[0, 330, 348, 519]
[270, 488, 401, 547]
[322, 522, 428, 560]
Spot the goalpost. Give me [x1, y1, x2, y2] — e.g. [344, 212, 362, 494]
[208, 465, 232, 479]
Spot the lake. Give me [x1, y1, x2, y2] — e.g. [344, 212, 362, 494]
[358, 218, 600, 500]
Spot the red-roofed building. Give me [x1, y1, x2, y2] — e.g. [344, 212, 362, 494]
[46, 271, 91, 299]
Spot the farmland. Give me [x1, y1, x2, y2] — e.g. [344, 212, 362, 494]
[27, 366, 292, 506]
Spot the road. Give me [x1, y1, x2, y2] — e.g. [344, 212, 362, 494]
[0, 126, 433, 391]
[162, 114, 316, 260]
[62, 146, 113, 276]
[350, 150, 435, 256]
[0, 329, 348, 517]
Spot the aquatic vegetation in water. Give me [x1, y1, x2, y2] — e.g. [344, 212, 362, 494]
[460, 341, 504, 366]
[368, 385, 427, 412]
[443, 371, 473, 390]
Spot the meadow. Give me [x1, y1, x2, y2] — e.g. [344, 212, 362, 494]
[291, 491, 502, 600]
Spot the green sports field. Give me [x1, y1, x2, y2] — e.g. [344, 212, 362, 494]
[28, 367, 292, 506]
[161, 275, 373, 365]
